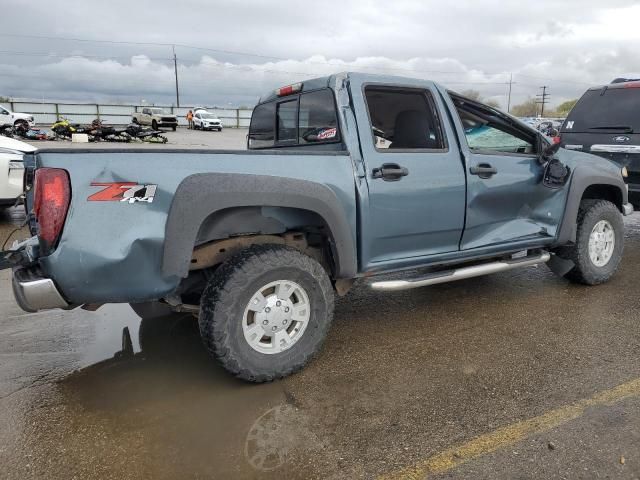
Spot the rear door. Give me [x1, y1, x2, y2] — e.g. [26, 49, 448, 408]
[446, 93, 564, 250]
[351, 79, 467, 270]
[560, 84, 640, 204]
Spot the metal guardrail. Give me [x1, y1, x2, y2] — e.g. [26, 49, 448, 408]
[0, 101, 253, 128]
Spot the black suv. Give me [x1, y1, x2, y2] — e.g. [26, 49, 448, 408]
[560, 78, 640, 207]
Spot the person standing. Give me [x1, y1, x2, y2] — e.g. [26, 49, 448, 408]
[187, 110, 194, 130]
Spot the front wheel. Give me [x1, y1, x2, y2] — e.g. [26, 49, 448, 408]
[151, 120, 158, 130]
[555, 199, 624, 285]
[172, 126, 177, 131]
[198, 244, 334, 382]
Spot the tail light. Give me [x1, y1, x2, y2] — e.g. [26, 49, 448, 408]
[275, 83, 302, 97]
[34, 168, 71, 253]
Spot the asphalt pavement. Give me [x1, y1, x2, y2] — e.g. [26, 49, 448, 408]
[2, 129, 640, 479]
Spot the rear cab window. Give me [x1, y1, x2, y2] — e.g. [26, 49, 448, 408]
[248, 88, 341, 149]
[364, 87, 447, 150]
[562, 86, 640, 133]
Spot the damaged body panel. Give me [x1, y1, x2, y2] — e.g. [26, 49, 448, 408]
[2, 72, 632, 314]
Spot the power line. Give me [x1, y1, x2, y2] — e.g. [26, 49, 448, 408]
[0, 32, 597, 86]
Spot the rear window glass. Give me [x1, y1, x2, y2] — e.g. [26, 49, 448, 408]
[248, 88, 340, 149]
[248, 101, 276, 148]
[563, 88, 640, 133]
[276, 100, 298, 142]
[299, 89, 339, 144]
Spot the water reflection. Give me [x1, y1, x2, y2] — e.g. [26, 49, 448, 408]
[54, 312, 309, 479]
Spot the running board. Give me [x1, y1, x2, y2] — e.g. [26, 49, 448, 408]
[370, 252, 551, 292]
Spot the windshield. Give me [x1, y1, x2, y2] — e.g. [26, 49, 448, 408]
[563, 88, 640, 133]
[199, 113, 217, 119]
[150, 108, 166, 114]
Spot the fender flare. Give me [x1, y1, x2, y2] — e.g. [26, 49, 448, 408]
[162, 173, 357, 279]
[555, 165, 628, 245]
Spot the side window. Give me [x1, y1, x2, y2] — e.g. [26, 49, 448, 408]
[142, 108, 150, 115]
[465, 126, 532, 153]
[0, 106, 8, 115]
[453, 98, 535, 154]
[248, 101, 276, 148]
[276, 100, 297, 142]
[299, 89, 339, 144]
[364, 87, 446, 150]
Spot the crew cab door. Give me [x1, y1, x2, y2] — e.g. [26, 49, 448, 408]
[445, 92, 565, 250]
[140, 108, 151, 124]
[351, 79, 466, 270]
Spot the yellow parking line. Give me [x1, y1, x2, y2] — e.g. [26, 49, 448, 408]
[379, 378, 640, 480]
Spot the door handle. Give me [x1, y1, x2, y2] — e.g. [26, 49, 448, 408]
[469, 163, 498, 178]
[372, 163, 409, 181]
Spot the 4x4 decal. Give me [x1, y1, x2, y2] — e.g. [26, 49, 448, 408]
[88, 182, 157, 204]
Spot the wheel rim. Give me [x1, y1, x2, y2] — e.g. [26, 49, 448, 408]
[588, 220, 615, 267]
[242, 280, 310, 355]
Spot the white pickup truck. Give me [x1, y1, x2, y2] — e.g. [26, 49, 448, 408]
[0, 105, 35, 129]
[131, 107, 178, 131]
[0, 137, 34, 207]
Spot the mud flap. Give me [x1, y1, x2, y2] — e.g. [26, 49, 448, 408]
[547, 253, 575, 277]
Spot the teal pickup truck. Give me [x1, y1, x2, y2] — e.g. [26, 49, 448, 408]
[3, 73, 633, 382]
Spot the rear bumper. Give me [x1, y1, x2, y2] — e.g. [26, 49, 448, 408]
[12, 267, 68, 312]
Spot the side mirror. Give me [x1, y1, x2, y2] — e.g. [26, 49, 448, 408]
[538, 134, 561, 164]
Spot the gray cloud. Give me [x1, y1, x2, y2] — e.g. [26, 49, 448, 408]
[1, 0, 639, 109]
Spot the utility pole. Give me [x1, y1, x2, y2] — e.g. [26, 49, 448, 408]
[536, 86, 550, 117]
[507, 73, 514, 113]
[173, 45, 180, 107]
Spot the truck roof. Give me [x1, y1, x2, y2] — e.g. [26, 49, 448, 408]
[258, 71, 445, 104]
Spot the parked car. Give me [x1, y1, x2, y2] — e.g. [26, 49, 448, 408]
[2, 73, 632, 382]
[193, 110, 223, 131]
[559, 79, 640, 207]
[0, 136, 35, 207]
[0, 105, 35, 130]
[132, 107, 177, 131]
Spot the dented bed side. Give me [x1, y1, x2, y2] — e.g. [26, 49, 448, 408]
[34, 149, 358, 304]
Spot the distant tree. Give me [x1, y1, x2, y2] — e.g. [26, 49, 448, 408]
[554, 99, 578, 117]
[0, 96, 9, 102]
[510, 98, 538, 117]
[485, 99, 502, 109]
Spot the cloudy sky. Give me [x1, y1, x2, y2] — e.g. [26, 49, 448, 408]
[2, 0, 640, 109]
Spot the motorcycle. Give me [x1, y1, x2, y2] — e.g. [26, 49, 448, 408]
[125, 123, 168, 144]
[51, 117, 84, 140]
[88, 119, 131, 143]
[13, 122, 49, 140]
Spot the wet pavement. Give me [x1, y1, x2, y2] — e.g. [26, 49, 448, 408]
[1, 206, 640, 479]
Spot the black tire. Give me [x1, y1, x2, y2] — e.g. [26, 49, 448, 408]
[132, 117, 138, 124]
[199, 244, 334, 382]
[14, 119, 28, 129]
[556, 199, 624, 285]
[151, 120, 158, 130]
[172, 126, 177, 131]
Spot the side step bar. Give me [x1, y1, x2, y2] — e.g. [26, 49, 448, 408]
[370, 252, 551, 292]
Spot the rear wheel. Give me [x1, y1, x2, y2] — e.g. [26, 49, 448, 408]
[172, 125, 177, 131]
[555, 199, 624, 285]
[198, 244, 334, 382]
[152, 120, 158, 130]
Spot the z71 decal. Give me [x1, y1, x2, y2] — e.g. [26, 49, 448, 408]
[88, 182, 157, 204]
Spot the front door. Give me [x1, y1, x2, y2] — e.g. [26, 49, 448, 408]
[352, 82, 467, 270]
[448, 94, 565, 250]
